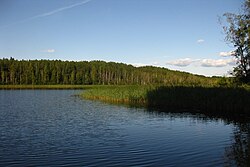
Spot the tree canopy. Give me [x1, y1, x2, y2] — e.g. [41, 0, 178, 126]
[0, 58, 218, 86]
[222, 0, 250, 83]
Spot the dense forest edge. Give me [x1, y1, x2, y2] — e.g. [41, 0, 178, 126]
[1, 58, 249, 119]
[0, 58, 221, 86]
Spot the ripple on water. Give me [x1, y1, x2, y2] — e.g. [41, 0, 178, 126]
[0, 90, 238, 166]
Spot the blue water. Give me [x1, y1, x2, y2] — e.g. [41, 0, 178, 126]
[0, 90, 245, 166]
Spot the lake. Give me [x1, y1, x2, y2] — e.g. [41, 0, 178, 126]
[0, 90, 248, 166]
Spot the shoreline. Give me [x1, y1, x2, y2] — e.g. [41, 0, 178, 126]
[0, 85, 93, 89]
[2, 84, 250, 120]
[81, 85, 250, 120]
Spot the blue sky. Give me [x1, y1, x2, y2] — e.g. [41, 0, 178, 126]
[0, 0, 243, 76]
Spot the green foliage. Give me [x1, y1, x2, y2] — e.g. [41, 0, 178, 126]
[81, 85, 153, 105]
[0, 58, 219, 86]
[82, 85, 250, 117]
[217, 77, 236, 87]
[222, 0, 250, 83]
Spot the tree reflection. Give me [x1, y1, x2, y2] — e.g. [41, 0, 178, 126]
[225, 122, 250, 167]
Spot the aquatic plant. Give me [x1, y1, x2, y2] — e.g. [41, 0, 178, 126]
[82, 85, 250, 118]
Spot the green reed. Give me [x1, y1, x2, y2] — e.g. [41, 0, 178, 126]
[82, 85, 250, 117]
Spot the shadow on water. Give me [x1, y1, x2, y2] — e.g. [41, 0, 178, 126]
[82, 86, 250, 166]
[145, 86, 250, 120]
[143, 86, 250, 166]
[224, 122, 250, 167]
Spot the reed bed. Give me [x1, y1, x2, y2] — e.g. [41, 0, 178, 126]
[82, 85, 250, 117]
[81, 85, 152, 105]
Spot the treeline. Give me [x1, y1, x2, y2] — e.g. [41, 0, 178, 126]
[0, 58, 218, 86]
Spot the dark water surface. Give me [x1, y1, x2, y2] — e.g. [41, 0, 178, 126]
[0, 90, 249, 166]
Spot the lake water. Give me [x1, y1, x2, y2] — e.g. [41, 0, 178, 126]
[0, 90, 248, 166]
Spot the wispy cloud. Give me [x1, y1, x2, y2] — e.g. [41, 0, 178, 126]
[41, 49, 55, 53]
[219, 51, 235, 57]
[197, 39, 205, 43]
[31, 0, 92, 18]
[166, 58, 198, 67]
[0, 0, 92, 28]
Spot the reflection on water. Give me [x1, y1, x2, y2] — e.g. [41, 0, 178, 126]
[0, 90, 249, 166]
[224, 122, 250, 167]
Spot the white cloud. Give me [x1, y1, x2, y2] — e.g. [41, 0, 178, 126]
[197, 39, 205, 43]
[152, 61, 159, 65]
[131, 63, 149, 67]
[200, 58, 236, 67]
[219, 51, 235, 57]
[227, 58, 237, 66]
[166, 58, 197, 67]
[132, 62, 161, 67]
[166, 58, 236, 67]
[42, 49, 55, 53]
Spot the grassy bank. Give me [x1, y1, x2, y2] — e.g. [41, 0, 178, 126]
[81, 85, 250, 118]
[0, 85, 94, 89]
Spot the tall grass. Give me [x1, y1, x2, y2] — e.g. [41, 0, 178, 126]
[81, 85, 153, 105]
[82, 85, 250, 117]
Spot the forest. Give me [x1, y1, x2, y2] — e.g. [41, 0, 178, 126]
[0, 58, 219, 86]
